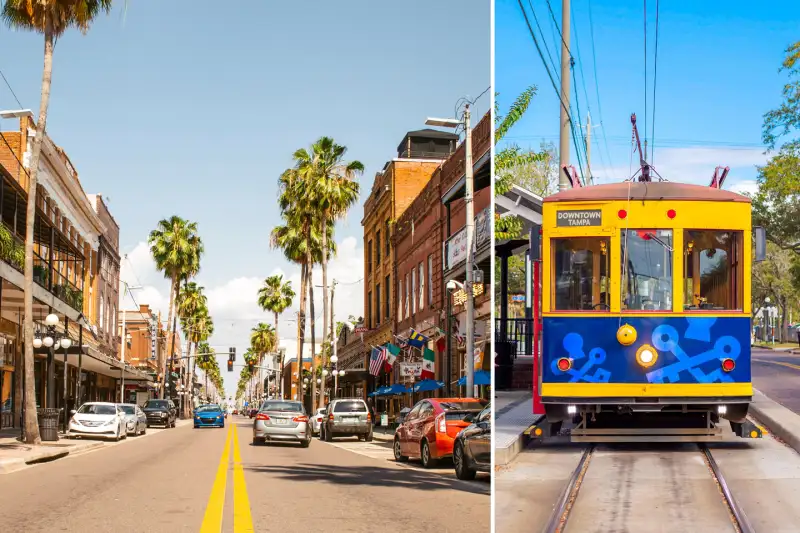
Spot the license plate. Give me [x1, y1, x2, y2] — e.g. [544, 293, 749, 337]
[344, 417, 359, 423]
[274, 419, 289, 425]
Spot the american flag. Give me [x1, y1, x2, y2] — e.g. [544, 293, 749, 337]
[369, 347, 387, 376]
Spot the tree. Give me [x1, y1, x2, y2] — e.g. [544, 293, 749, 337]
[751, 147, 800, 254]
[178, 282, 208, 415]
[149, 216, 203, 399]
[2, 0, 113, 444]
[293, 137, 363, 410]
[257, 275, 294, 398]
[250, 322, 276, 400]
[753, 242, 800, 342]
[495, 87, 548, 241]
[763, 41, 800, 150]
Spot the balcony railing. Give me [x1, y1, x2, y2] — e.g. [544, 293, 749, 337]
[0, 222, 25, 272]
[33, 251, 83, 311]
[494, 318, 536, 359]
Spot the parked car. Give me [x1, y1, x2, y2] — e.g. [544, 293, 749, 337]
[232, 409, 238, 415]
[194, 404, 226, 428]
[67, 402, 128, 441]
[142, 399, 177, 428]
[309, 407, 326, 436]
[393, 398, 486, 468]
[117, 403, 147, 436]
[248, 408, 258, 418]
[252, 400, 311, 447]
[453, 403, 491, 480]
[321, 398, 372, 442]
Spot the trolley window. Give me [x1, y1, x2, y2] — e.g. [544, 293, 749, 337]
[683, 230, 743, 310]
[552, 237, 610, 311]
[621, 230, 673, 311]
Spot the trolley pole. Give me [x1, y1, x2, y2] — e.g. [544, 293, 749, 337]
[464, 103, 475, 394]
[558, 0, 572, 191]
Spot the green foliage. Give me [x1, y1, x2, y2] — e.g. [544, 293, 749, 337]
[2, 0, 113, 38]
[751, 146, 800, 253]
[763, 41, 800, 149]
[494, 86, 548, 241]
[149, 216, 203, 282]
[753, 242, 800, 341]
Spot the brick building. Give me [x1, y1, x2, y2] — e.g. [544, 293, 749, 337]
[86, 194, 120, 361]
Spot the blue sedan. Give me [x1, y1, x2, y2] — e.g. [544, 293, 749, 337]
[194, 404, 225, 428]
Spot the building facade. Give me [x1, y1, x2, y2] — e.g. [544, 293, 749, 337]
[360, 129, 456, 417]
[0, 113, 149, 430]
[87, 194, 120, 361]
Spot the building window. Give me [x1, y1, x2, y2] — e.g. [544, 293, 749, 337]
[411, 268, 416, 315]
[418, 262, 424, 311]
[99, 293, 104, 330]
[367, 291, 373, 329]
[376, 231, 381, 265]
[385, 220, 391, 256]
[385, 275, 391, 320]
[684, 230, 743, 310]
[427, 255, 434, 306]
[398, 278, 403, 320]
[621, 230, 673, 311]
[405, 273, 410, 319]
[552, 237, 610, 311]
[375, 284, 381, 325]
[367, 240, 373, 275]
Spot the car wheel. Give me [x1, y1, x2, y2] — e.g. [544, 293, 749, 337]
[146, 423, 151, 428]
[115, 428, 121, 442]
[300, 436, 310, 448]
[324, 427, 332, 442]
[394, 438, 408, 462]
[253, 437, 264, 446]
[421, 440, 437, 469]
[365, 431, 373, 442]
[454, 441, 477, 480]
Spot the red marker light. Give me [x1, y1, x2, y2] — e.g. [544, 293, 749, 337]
[721, 358, 735, 372]
[557, 358, 572, 372]
[667, 209, 676, 219]
[618, 209, 627, 219]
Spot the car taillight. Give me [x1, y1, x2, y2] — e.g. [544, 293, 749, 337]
[366, 413, 371, 422]
[256, 413, 270, 421]
[436, 413, 446, 433]
[293, 415, 308, 422]
[721, 358, 735, 372]
[329, 414, 334, 420]
[317, 416, 323, 421]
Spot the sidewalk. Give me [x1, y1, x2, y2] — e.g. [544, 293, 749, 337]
[0, 428, 104, 474]
[494, 390, 543, 466]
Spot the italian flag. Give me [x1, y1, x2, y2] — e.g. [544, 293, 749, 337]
[421, 348, 435, 379]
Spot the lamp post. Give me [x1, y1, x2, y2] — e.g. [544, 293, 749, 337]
[427, 107, 475, 393]
[33, 313, 75, 432]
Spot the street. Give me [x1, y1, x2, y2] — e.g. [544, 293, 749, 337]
[752, 347, 800, 414]
[0, 416, 488, 533]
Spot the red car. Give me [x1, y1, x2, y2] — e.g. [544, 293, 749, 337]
[248, 408, 258, 418]
[393, 397, 486, 468]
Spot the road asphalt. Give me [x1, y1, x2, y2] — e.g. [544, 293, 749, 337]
[752, 347, 800, 415]
[0, 416, 488, 533]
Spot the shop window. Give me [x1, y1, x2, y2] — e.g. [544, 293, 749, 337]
[683, 230, 743, 310]
[375, 284, 381, 325]
[385, 275, 390, 320]
[552, 237, 610, 311]
[621, 230, 673, 311]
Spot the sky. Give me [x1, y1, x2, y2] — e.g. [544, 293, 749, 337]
[0, 1, 490, 397]
[495, 0, 800, 193]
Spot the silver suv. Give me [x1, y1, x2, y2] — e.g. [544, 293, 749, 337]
[321, 398, 372, 442]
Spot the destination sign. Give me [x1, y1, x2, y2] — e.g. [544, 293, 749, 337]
[556, 209, 602, 227]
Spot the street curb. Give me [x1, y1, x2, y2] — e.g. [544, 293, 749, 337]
[750, 388, 800, 456]
[495, 414, 545, 467]
[0, 440, 105, 474]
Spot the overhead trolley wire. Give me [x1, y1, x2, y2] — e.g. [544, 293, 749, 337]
[527, 0, 561, 83]
[527, 0, 588, 182]
[651, 0, 660, 165]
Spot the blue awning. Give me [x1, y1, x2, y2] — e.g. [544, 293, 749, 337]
[457, 370, 491, 386]
[412, 379, 445, 393]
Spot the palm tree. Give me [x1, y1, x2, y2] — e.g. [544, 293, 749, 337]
[294, 137, 363, 409]
[178, 282, 208, 415]
[250, 322, 276, 400]
[2, 0, 113, 444]
[257, 275, 294, 398]
[149, 216, 203, 399]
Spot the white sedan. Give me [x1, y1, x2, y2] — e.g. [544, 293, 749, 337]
[67, 402, 128, 441]
[310, 407, 326, 435]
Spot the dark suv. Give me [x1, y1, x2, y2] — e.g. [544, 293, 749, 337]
[142, 399, 177, 428]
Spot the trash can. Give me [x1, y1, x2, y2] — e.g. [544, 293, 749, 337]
[37, 408, 62, 442]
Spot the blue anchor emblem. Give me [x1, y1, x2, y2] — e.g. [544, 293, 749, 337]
[646, 323, 740, 384]
[553, 332, 612, 383]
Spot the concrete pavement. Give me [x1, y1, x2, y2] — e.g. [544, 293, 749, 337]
[0, 416, 488, 532]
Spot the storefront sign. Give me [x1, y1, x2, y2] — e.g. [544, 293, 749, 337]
[556, 209, 602, 227]
[452, 283, 484, 306]
[399, 362, 422, 377]
[444, 207, 491, 270]
[353, 327, 369, 334]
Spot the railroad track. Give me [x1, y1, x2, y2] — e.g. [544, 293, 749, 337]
[542, 444, 755, 533]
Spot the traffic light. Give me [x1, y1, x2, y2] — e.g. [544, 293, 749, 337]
[229, 347, 236, 361]
[248, 360, 254, 373]
[227, 359, 234, 372]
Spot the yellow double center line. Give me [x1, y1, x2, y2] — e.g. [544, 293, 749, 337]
[200, 424, 254, 532]
[753, 358, 800, 372]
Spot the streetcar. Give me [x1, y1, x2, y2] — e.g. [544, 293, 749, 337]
[529, 167, 766, 442]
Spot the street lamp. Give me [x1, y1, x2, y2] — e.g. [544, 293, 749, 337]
[0, 109, 34, 119]
[428, 104, 475, 393]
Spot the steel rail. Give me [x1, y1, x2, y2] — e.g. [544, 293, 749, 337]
[542, 445, 594, 533]
[701, 445, 755, 533]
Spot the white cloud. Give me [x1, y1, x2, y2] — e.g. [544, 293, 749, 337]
[593, 147, 767, 191]
[119, 237, 364, 395]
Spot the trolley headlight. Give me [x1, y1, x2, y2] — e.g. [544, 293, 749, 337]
[567, 405, 577, 414]
[636, 344, 658, 368]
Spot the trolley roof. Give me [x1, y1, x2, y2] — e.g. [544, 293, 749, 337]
[543, 181, 750, 204]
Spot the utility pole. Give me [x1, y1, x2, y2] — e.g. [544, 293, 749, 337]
[120, 308, 126, 403]
[464, 103, 475, 394]
[558, 0, 572, 191]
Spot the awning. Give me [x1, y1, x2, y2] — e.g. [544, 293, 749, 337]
[457, 370, 491, 386]
[411, 379, 445, 393]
